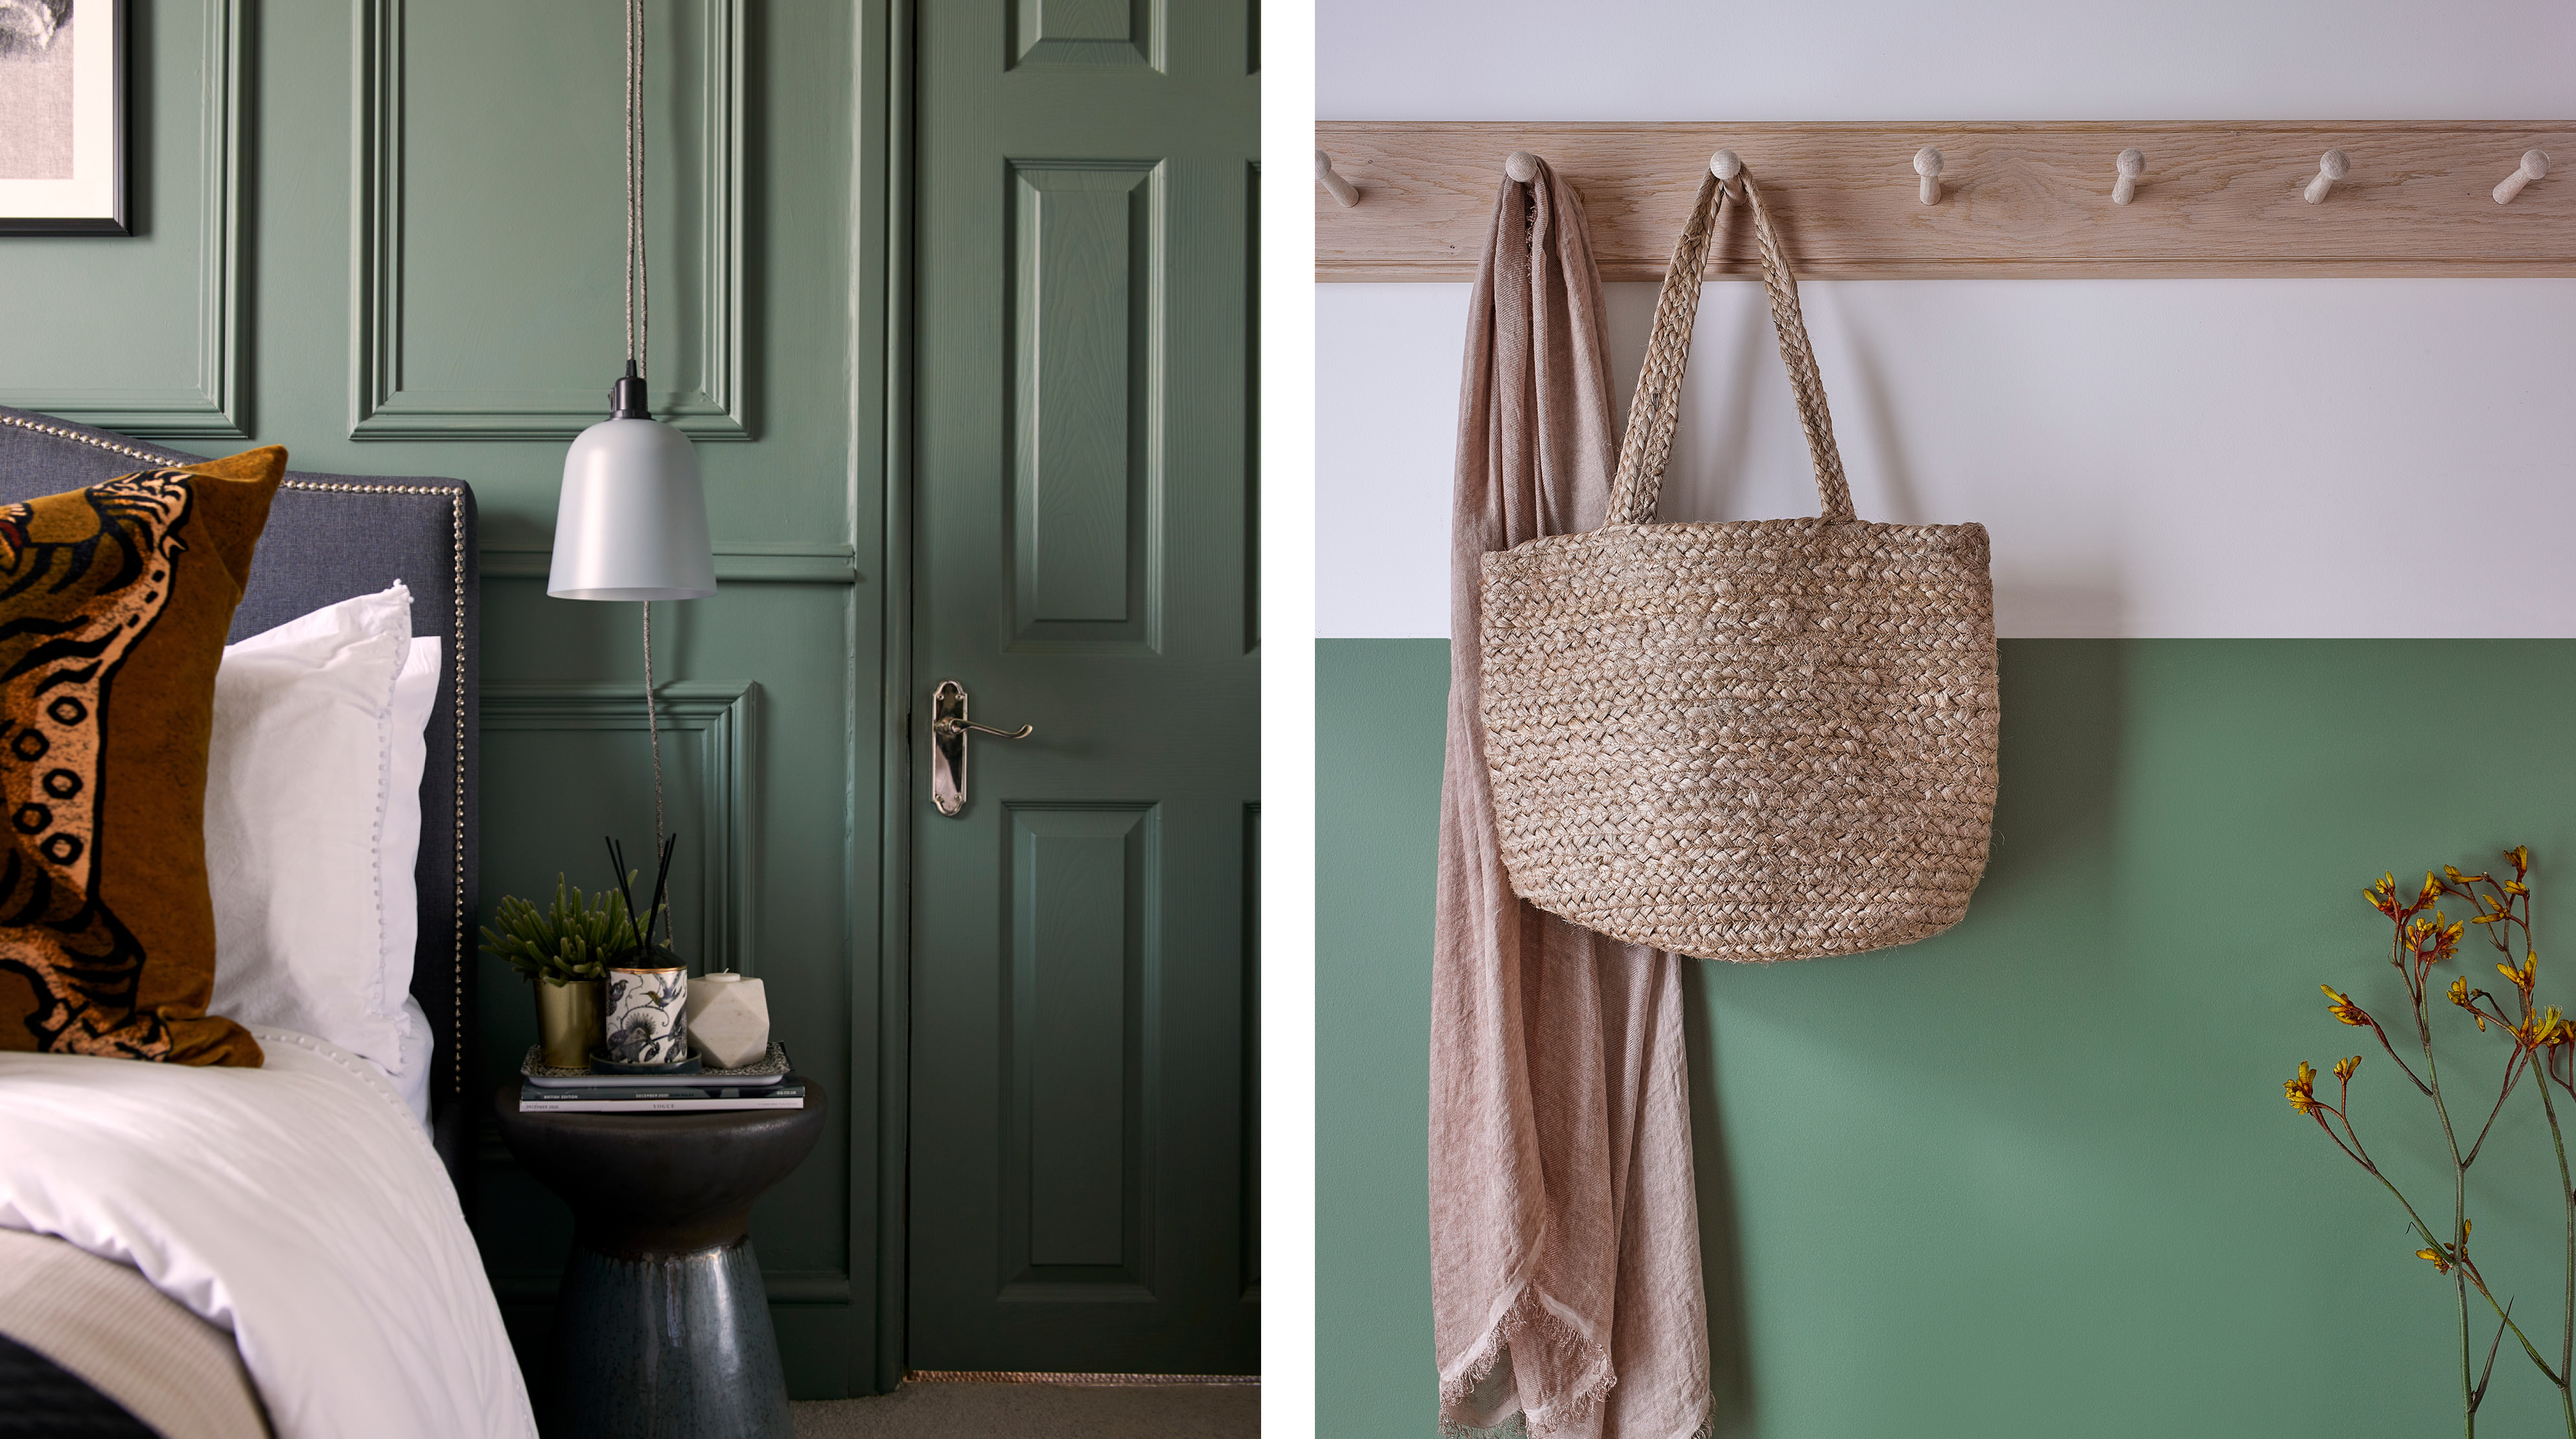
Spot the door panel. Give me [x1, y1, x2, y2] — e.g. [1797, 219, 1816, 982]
[1010, 162, 1156, 647]
[911, 1, 1257, 1376]
[1010, 802, 1151, 1283]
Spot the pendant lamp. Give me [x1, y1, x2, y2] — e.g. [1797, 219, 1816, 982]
[547, 0, 711, 908]
[549, 0, 713, 606]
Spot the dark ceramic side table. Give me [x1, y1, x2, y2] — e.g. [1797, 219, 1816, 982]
[492, 1079, 827, 1439]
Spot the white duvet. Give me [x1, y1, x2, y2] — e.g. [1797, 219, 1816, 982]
[0, 1026, 537, 1438]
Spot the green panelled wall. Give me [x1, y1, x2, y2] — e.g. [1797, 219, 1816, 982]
[0, 0, 892, 1399]
[1321, 637, 2576, 1437]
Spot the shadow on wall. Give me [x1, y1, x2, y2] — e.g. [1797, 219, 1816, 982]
[1643, 300, 1769, 525]
[1988, 638, 2126, 873]
[1681, 962, 1756, 1434]
[1833, 329, 1925, 529]
[1678, 640, 2130, 1438]
[1641, 285, 2128, 637]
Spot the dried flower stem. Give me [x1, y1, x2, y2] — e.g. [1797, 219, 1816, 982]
[2294, 850, 2575, 1436]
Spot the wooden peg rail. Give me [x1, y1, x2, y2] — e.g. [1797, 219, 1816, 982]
[1314, 122, 2576, 281]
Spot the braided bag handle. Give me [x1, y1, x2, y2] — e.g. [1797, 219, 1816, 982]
[1602, 165, 1855, 527]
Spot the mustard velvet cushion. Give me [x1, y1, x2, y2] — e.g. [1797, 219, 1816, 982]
[0, 447, 286, 1066]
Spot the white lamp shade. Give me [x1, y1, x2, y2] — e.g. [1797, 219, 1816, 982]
[547, 417, 717, 601]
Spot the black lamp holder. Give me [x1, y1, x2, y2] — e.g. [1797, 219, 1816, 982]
[608, 360, 649, 420]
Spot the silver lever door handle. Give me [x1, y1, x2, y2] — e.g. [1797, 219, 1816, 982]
[933, 716, 1033, 741]
[929, 679, 1032, 817]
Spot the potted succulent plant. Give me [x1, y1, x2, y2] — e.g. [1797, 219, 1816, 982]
[480, 875, 645, 1069]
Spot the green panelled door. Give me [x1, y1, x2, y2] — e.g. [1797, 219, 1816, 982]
[909, 2, 1259, 1374]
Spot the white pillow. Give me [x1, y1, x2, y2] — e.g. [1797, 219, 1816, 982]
[390, 993, 435, 1127]
[206, 584, 437, 1085]
[381, 633, 442, 1125]
[382, 629, 441, 1015]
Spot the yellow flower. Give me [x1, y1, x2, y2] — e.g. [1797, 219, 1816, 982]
[2287, 1061, 2320, 1115]
[2334, 1055, 2360, 1082]
[2451, 976, 2474, 1007]
[2511, 846, 2531, 875]
[2512, 1007, 2566, 1049]
[2419, 1245, 2453, 1274]
[2423, 873, 2443, 902]
[2323, 986, 2369, 1026]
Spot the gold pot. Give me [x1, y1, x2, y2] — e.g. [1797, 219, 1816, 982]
[535, 978, 604, 1070]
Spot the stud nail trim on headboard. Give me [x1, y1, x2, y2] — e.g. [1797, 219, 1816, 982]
[281, 478, 470, 1101]
[0, 414, 473, 1101]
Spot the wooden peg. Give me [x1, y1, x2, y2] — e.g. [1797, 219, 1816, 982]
[1914, 147, 1943, 205]
[1316, 150, 1359, 208]
[2303, 149, 2349, 204]
[2495, 148, 2550, 205]
[1503, 151, 1540, 184]
[1709, 149, 1742, 196]
[2113, 148, 2145, 205]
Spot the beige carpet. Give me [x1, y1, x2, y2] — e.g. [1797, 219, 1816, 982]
[791, 1381, 1259, 1438]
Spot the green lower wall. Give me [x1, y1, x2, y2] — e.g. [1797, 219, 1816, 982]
[1321, 637, 2576, 1438]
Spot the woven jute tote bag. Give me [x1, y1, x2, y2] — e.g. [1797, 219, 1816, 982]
[1478, 165, 1999, 962]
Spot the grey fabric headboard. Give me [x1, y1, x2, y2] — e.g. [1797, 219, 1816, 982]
[0, 407, 480, 1191]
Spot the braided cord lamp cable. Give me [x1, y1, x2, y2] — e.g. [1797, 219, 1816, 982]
[625, 0, 669, 938]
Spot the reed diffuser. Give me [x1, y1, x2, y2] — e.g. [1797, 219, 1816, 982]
[599, 835, 691, 1072]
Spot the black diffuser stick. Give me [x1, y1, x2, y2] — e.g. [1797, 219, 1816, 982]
[605, 836, 641, 962]
[644, 835, 679, 957]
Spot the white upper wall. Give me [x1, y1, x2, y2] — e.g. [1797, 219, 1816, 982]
[1317, 0, 2576, 122]
[1320, 279, 2576, 639]
[1314, 1, 2576, 640]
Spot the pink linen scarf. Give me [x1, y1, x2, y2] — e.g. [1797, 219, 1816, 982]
[1430, 158, 1712, 1439]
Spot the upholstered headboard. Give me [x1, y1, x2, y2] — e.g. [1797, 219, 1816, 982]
[0, 407, 480, 1190]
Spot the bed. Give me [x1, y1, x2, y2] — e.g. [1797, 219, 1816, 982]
[0, 407, 532, 1438]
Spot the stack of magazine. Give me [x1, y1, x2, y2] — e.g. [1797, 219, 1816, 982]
[518, 1041, 804, 1114]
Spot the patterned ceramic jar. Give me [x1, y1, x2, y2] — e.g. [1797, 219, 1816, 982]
[604, 967, 689, 1066]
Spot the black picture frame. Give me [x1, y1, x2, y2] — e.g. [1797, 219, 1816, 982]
[0, 0, 128, 236]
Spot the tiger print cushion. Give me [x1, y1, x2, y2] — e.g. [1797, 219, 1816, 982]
[0, 446, 285, 1066]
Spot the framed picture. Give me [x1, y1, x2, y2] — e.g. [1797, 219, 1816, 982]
[0, 0, 124, 235]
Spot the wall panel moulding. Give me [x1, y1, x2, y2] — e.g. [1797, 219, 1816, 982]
[1314, 122, 2576, 281]
[350, 0, 747, 440]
